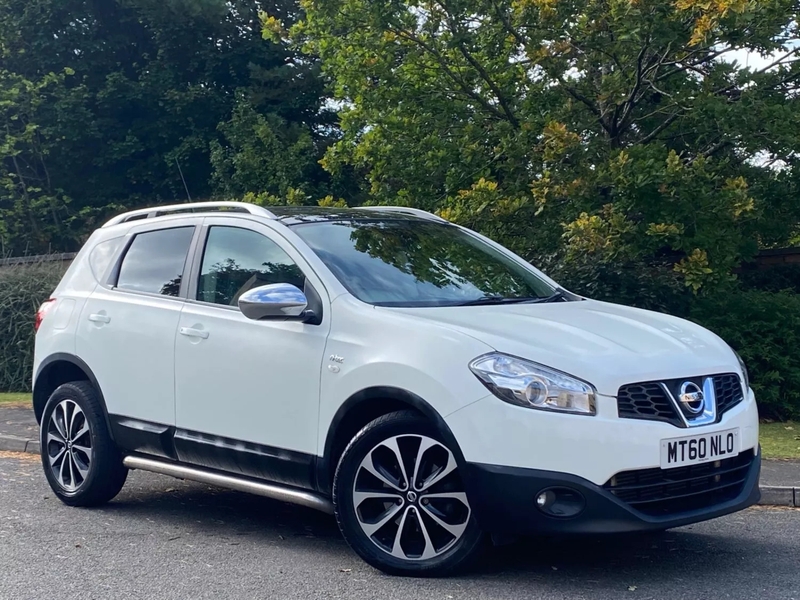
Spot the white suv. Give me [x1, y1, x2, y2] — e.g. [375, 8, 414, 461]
[33, 201, 760, 576]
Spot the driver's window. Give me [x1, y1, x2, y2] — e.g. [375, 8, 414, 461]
[197, 226, 306, 306]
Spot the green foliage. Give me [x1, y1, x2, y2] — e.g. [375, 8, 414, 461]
[738, 263, 800, 294]
[691, 290, 800, 420]
[758, 422, 800, 459]
[0, 259, 66, 392]
[0, 69, 73, 254]
[210, 101, 324, 198]
[549, 256, 694, 316]
[0, 0, 335, 254]
[292, 0, 800, 296]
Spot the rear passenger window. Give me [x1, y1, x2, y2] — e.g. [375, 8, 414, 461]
[116, 227, 194, 297]
[197, 226, 306, 306]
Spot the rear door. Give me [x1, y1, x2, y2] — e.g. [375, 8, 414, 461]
[76, 220, 199, 447]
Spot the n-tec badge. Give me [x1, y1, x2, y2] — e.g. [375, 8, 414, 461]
[679, 381, 705, 414]
[329, 354, 345, 363]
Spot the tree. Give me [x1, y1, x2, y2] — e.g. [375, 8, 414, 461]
[285, 0, 800, 310]
[0, 68, 73, 254]
[0, 0, 333, 254]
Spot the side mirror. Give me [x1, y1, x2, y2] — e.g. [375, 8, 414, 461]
[238, 283, 309, 321]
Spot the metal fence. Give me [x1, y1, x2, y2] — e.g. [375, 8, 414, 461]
[0, 253, 77, 272]
[756, 247, 800, 266]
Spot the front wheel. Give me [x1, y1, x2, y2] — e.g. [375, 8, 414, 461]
[333, 411, 483, 576]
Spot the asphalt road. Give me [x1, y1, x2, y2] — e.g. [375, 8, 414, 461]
[1, 453, 798, 600]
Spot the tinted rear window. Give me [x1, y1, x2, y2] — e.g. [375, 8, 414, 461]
[116, 227, 194, 296]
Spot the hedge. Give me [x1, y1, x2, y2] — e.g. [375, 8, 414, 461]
[691, 289, 800, 421]
[0, 259, 67, 392]
[738, 263, 800, 295]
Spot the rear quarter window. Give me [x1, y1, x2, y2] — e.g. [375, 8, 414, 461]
[89, 237, 124, 283]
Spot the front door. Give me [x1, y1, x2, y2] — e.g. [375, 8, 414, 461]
[173, 218, 330, 490]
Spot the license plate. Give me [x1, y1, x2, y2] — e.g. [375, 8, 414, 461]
[660, 428, 740, 469]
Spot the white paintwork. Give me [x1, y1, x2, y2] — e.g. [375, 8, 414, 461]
[316, 294, 494, 455]
[35, 202, 757, 492]
[33, 228, 107, 385]
[173, 217, 331, 454]
[387, 300, 740, 396]
[446, 389, 759, 485]
[61, 218, 196, 425]
[76, 288, 185, 425]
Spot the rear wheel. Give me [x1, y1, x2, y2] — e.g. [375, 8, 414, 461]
[40, 381, 127, 506]
[333, 411, 483, 576]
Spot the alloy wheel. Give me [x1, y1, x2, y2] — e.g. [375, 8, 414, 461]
[46, 399, 92, 492]
[353, 434, 471, 561]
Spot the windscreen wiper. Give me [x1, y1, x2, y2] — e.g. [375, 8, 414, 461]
[456, 295, 543, 306]
[524, 290, 569, 304]
[456, 289, 572, 306]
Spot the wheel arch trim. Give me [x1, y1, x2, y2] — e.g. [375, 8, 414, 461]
[33, 353, 114, 441]
[317, 386, 466, 495]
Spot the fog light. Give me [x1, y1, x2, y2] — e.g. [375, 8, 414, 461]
[535, 487, 585, 518]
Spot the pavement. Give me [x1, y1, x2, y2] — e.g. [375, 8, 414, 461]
[0, 403, 40, 453]
[2, 402, 798, 507]
[1, 453, 798, 600]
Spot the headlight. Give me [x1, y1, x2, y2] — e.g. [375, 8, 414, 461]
[733, 349, 750, 392]
[469, 353, 596, 415]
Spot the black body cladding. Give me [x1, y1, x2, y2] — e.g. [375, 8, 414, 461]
[108, 415, 318, 492]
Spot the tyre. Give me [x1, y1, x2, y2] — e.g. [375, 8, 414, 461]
[40, 381, 128, 507]
[333, 411, 483, 576]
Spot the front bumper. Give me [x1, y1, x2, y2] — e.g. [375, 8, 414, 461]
[445, 389, 760, 485]
[463, 448, 761, 535]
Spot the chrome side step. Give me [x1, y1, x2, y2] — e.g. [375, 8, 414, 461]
[122, 455, 334, 514]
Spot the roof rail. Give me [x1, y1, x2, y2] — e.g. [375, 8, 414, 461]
[360, 206, 448, 223]
[103, 201, 276, 228]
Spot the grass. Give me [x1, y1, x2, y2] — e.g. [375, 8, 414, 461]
[0, 392, 30, 404]
[759, 422, 800, 460]
[0, 391, 798, 459]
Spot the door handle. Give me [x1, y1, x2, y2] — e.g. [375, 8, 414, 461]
[87, 313, 111, 324]
[179, 327, 209, 340]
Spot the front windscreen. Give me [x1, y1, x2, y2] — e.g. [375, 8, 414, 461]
[292, 219, 555, 307]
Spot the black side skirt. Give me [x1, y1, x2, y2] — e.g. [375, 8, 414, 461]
[109, 415, 317, 492]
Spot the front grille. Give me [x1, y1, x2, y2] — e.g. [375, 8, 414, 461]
[617, 373, 743, 427]
[604, 451, 754, 517]
[714, 374, 745, 415]
[617, 383, 684, 427]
